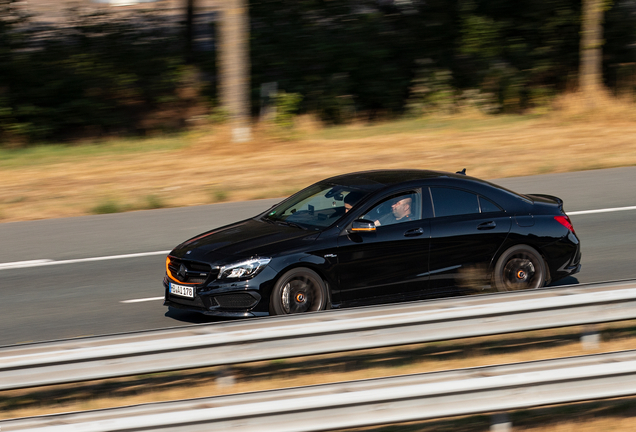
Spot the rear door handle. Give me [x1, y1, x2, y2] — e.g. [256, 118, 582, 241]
[404, 227, 425, 237]
[477, 221, 496, 230]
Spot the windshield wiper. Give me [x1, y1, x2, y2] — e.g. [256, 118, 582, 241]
[261, 216, 276, 224]
[275, 220, 306, 230]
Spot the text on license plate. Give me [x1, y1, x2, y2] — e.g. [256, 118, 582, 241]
[170, 283, 194, 298]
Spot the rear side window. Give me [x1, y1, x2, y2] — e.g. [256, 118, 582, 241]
[430, 187, 479, 217]
[479, 196, 502, 213]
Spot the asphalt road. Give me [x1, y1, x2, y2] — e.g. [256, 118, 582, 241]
[1, 167, 636, 346]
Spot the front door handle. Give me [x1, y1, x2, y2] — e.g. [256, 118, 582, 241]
[404, 227, 425, 237]
[478, 221, 497, 230]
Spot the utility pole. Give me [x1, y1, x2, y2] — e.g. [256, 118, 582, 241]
[579, 0, 606, 106]
[183, 0, 251, 140]
[219, 0, 251, 142]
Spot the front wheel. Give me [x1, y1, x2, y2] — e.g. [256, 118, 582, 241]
[493, 245, 547, 292]
[269, 268, 329, 315]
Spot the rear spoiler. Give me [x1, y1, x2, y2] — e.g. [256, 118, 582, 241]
[525, 194, 564, 211]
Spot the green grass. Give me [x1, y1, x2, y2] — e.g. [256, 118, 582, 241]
[307, 114, 538, 141]
[142, 194, 166, 210]
[0, 114, 538, 168]
[0, 135, 191, 169]
[5, 196, 27, 204]
[91, 199, 126, 215]
[91, 195, 168, 214]
[210, 189, 229, 203]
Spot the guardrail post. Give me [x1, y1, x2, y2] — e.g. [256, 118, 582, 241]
[581, 324, 600, 350]
[216, 366, 236, 388]
[490, 412, 511, 432]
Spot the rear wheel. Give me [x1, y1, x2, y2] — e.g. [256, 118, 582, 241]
[493, 245, 547, 292]
[269, 268, 328, 315]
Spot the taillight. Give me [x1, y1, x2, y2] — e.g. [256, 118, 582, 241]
[554, 215, 576, 235]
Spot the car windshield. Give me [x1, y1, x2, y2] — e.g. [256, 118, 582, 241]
[262, 183, 369, 230]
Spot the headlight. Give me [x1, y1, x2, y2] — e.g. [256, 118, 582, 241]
[218, 258, 271, 279]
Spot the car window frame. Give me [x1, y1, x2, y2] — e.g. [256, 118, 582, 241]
[478, 195, 504, 213]
[428, 186, 504, 218]
[263, 182, 376, 231]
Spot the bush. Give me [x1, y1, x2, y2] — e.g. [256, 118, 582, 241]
[91, 199, 125, 215]
[273, 91, 303, 129]
[406, 68, 456, 116]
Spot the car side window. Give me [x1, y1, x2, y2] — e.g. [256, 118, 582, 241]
[430, 187, 480, 217]
[362, 191, 420, 227]
[479, 196, 502, 213]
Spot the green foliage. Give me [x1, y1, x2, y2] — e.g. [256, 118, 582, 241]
[274, 91, 303, 129]
[91, 199, 125, 215]
[1, 0, 636, 143]
[250, 1, 417, 122]
[0, 6, 215, 144]
[460, 13, 505, 60]
[527, 87, 556, 112]
[457, 89, 501, 114]
[406, 68, 456, 116]
[143, 195, 166, 210]
[455, 0, 583, 111]
[209, 187, 229, 203]
[208, 107, 230, 124]
[250, 0, 621, 120]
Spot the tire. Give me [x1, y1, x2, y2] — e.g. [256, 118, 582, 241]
[269, 268, 329, 315]
[493, 245, 547, 292]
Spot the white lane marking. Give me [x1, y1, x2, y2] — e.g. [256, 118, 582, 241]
[0, 259, 54, 270]
[1, 204, 636, 271]
[568, 205, 636, 216]
[120, 297, 165, 303]
[0, 250, 171, 270]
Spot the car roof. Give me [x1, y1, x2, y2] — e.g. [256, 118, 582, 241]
[325, 169, 473, 188]
[324, 169, 531, 209]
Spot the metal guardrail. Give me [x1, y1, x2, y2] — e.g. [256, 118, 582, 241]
[3, 349, 636, 431]
[2, 280, 636, 391]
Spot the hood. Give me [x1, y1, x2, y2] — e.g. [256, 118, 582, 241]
[170, 218, 318, 263]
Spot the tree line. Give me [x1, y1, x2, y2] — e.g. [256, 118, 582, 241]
[0, 0, 634, 143]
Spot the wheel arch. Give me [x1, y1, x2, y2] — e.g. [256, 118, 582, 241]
[264, 261, 334, 310]
[490, 235, 551, 277]
[492, 242, 550, 290]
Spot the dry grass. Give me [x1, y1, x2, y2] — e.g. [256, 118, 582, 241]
[343, 397, 636, 432]
[1, 93, 636, 222]
[2, 321, 635, 426]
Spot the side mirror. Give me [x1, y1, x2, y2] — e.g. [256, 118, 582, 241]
[350, 219, 376, 232]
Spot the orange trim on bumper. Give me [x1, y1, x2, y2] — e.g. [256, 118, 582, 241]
[166, 256, 198, 285]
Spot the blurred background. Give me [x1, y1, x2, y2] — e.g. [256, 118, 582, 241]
[2, 0, 636, 222]
[1, 0, 635, 142]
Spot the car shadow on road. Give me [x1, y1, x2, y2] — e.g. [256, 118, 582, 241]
[164, 307, 235, 324]
[548, 276, 579, 287]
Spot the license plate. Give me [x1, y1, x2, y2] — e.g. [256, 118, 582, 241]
[170, 282, 194, 298]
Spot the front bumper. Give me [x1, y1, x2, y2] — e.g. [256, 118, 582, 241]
[164, 298, 269, 317]
[163, 266, 277, 317]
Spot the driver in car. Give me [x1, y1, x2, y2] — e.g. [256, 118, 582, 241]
[375, 196, 413, 226]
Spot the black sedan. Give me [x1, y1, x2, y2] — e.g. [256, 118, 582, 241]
[164, 170, 581, 317]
